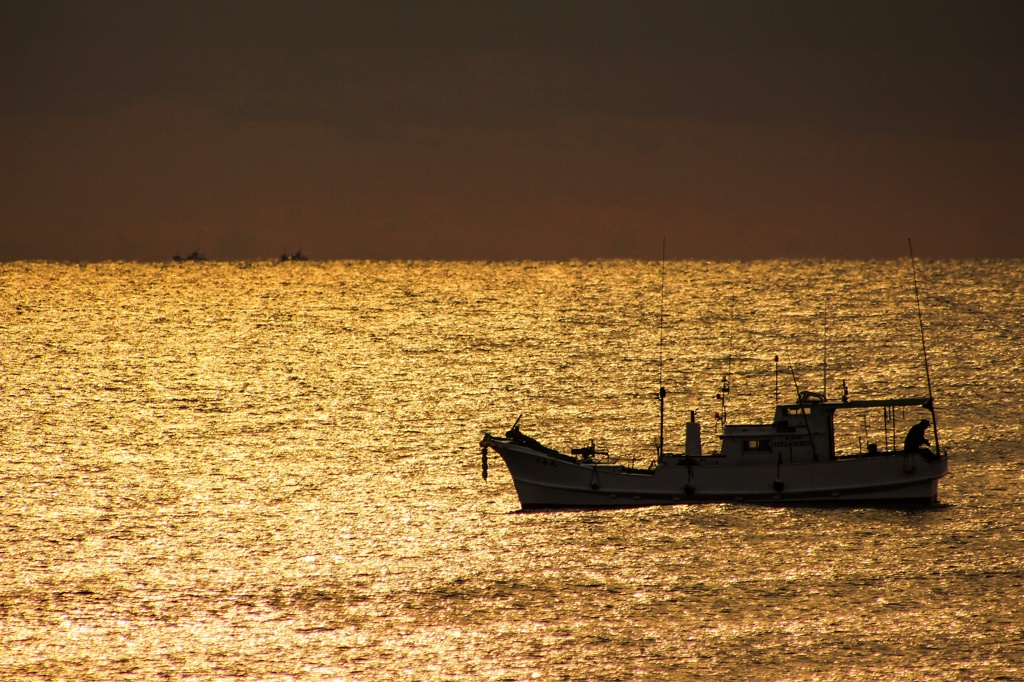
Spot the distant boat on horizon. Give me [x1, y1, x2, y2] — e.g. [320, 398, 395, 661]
[172, 250, 207, 262]
[280, 249, 308, 262]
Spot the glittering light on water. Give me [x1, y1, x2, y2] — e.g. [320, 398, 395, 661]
[0, 260, 1022, 679]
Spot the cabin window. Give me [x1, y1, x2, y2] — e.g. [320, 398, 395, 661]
[743, 439, 771, 452]
[784, 407, 809, 417]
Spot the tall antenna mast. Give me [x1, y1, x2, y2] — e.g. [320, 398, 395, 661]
[908, 238, 940, 455]
[774, 354, 780, 405]
[658, 236, 666, 460]
[822, 306, 828, 400]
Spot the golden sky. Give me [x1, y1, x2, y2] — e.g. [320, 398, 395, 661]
[2, 2, 1022, 260]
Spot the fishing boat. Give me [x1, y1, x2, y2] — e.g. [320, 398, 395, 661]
[480, 242, 947, 509]
[480, 391, 948, 509]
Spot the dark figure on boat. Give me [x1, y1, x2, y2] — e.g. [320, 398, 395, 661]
[904, 419, 931, 453]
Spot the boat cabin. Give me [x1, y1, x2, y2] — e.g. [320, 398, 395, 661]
[716, 394, 933, 463]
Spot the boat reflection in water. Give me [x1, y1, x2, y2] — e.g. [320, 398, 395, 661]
[481, 389, 948, 509]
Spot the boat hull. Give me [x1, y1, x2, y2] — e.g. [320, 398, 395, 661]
[484, 438, 948, 509]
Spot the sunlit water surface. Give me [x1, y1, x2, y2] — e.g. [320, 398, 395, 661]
[1, 260, 1022, 680]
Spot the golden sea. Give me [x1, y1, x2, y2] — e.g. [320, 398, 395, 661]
[1, 259, 1022, 680]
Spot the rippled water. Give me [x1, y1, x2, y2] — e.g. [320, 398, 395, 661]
[1, 260, 1022, 680]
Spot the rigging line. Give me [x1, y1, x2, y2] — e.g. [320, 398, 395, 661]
[908, 238, 941, 456]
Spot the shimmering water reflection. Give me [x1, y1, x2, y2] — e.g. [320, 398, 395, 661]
[1, 260, 1022, 679]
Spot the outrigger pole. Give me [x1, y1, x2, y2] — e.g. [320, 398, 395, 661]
[658, 236, 666, 460]
[788, 358, 820, 461]
[908, 238, 941, 456]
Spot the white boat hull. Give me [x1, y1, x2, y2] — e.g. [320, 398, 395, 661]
[485, 438, 947, 509]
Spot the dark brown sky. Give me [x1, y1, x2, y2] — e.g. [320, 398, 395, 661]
[3, 1, 1023, 261]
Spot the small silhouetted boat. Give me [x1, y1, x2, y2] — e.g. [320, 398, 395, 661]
[172, 251, 206, 262]
[280, 250, 308, 262]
